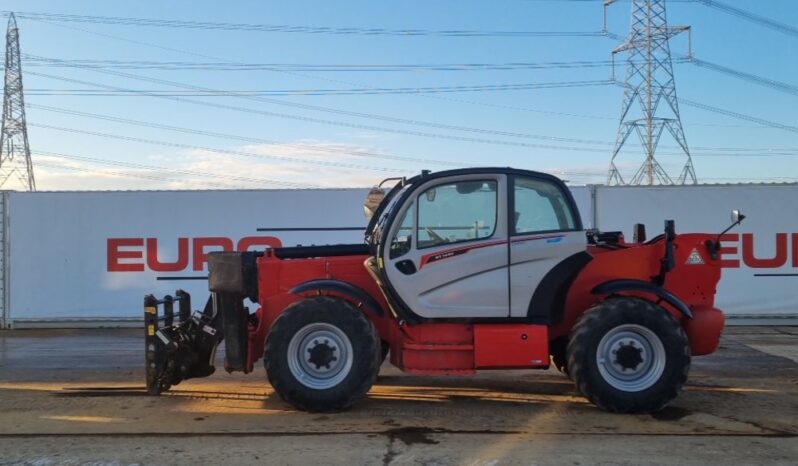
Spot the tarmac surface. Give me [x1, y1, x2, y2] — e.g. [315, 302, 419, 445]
[0, 326, 796, 465]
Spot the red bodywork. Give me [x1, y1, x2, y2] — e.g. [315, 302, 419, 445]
[239, 233, 723, 375]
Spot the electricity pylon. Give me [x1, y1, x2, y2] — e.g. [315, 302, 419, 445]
[605, 0, 696, 186]
[0, 13, 35, 191]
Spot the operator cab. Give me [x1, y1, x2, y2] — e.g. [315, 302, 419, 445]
[365, 168, 586, 322]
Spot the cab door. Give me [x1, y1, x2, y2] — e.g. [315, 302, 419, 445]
[508, 175, 586, 318]
[383, 174, 509, 319]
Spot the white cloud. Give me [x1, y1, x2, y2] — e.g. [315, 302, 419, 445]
[30, 141, 404, 191]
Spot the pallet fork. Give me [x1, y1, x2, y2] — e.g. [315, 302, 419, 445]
[143, 291, 222, 395]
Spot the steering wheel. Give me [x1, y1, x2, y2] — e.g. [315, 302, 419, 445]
[425, 227, 447, 244]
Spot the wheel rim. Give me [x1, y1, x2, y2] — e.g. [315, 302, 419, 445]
[287, 322, 353, 390]
[596, 324, 666, 392]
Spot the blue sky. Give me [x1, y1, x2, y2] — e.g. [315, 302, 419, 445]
[2, 0, 797, 190]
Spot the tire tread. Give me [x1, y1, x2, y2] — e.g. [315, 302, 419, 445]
[567, 297, 691, 413]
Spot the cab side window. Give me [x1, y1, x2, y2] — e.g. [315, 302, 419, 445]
[417, 180, 497, 248]
[389, 201, 414, 259]
[513, 177, 576, 234]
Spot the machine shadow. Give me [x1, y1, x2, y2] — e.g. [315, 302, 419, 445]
[45, 369, 794, 428]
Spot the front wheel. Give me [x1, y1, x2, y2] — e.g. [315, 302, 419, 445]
[265, 296, 380, 412]
[567, 297, 691, 413]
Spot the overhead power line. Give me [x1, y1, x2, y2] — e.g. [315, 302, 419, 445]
[27, 73, 798, 159]
[28, 102, 798, 163]
[689, 57, 798, 98]
[7, 11, 608, 38]
[24, 12, 759, 132]
[23, 80, 615, 96]
[9, 44, 653, 123]
[18, 14, 649, 128]
[696, 0, 798, 39]
[679, 99, 798, 134]
[26, 103, 462, 167]
[24, 66, 798, 157]
[27, 102, 798, 160]
[601, 83, 798, 140]
[20, 53, 798, 102]
[14, 61, 770, 132]
[25, 70, 615, 151]
[23, 12, 797, 161]
[22, 55, 691, 72]
[16, 17, 624, 128]
[23, 56, 617, 145]
[20, 56, 770, 130]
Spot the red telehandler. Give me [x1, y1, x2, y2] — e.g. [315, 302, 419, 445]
[144, 167, 741, 413]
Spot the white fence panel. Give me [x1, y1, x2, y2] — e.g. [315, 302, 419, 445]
[8, 189, 367, 321]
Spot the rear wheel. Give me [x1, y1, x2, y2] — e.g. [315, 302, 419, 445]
[265, 296, 380, 412]
[567, 297, 690, 413]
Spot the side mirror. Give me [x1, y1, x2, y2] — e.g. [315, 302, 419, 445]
[713, 209, 747, 254]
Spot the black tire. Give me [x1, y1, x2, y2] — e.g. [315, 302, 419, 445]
[549, 337, 569, 377]
[567, 297, 691, 413]
[264, 296, 380, 412]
